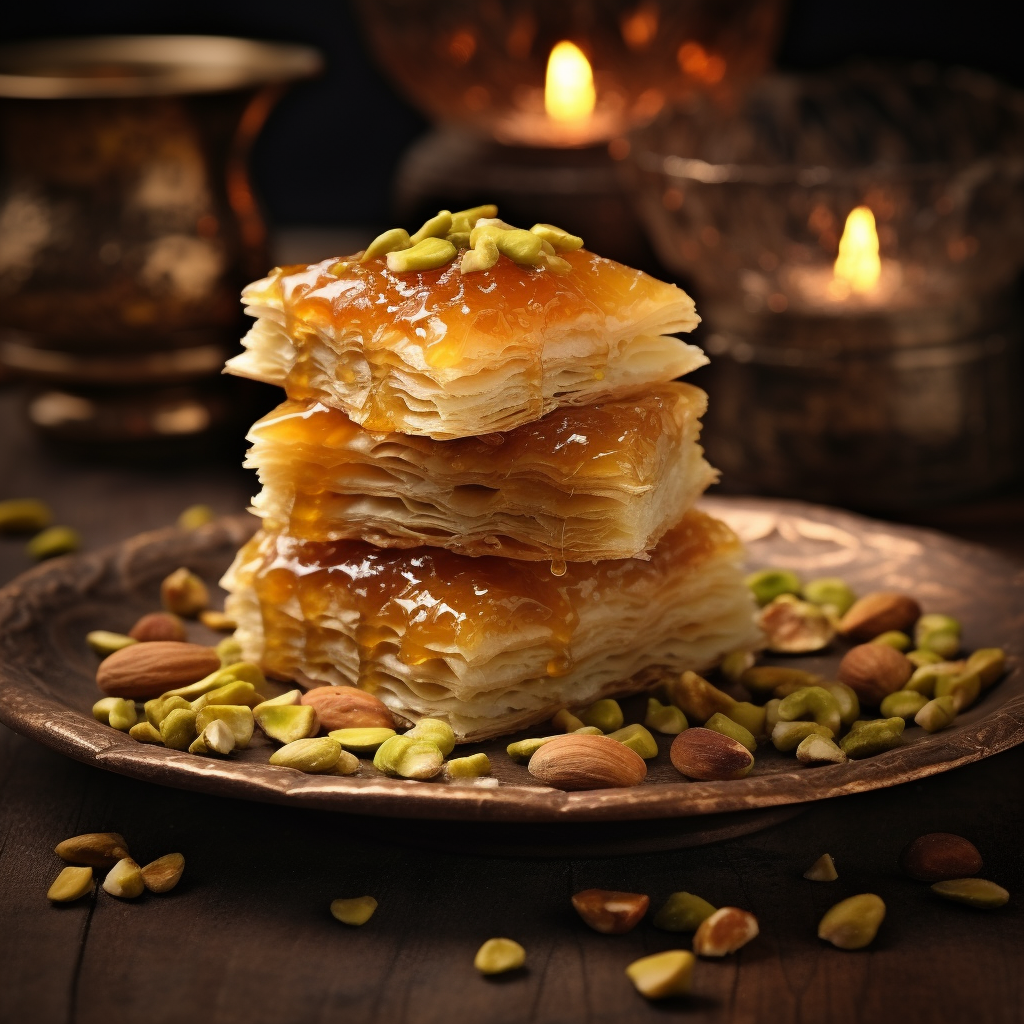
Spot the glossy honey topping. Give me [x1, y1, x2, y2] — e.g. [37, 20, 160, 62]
[242, 509, 738, 682]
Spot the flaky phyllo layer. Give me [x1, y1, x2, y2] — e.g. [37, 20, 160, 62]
[225, 250, 704, 439]
[221, 510, 760, 741]
[245, 382, 717, 562]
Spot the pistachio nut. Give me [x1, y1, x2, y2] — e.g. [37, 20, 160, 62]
[652, 892, 716, 932]
[771, 721, 833, 752]
[160, 566, 209, 618]
[129, 721, 164, 744]
[607, 723, 659, 759]
[86, 630, 138, 657]
[196, 705, 255, 748]
[579, 698, 624, 733]
[144, 694, 192, 727]
[165, 664, 246, 700]
[818, 894, 885, 949]
[914, 695, 957, 733]
[625, 950, 695, 1000]
[934, 670, 981, 712]
[571, 889, 649, 934]
[644, 698, 688, 735]
[907, 648, 945, 668]
[103, 857, 145, 899]
[159, 708, 198, 750]
[903, 664, 941, 697]
[740, 666, 822, 698]
[803, 853, 838, 881]
[552, 708, 586, 733]
[373, 735, 444, 779]
[474, 937, 525, 975]
[254, 688, 302, 708]
[506, 735, 558, 763]
[693, 907, 759, 957]
[450, 204, 499, 231]
[839, 717, 904, 759]
[216, 636, 244, 666]
[269, 736, 343, 774]
[199, 610, 236, 632]
[107, 698, 138, 732]
[764, 698, 783, 736]
[725, 701, 766, 738]
[821, 681, 861, 726]
[802, 577, 856, 617]
[409, 210, 453, 245]
[92, 697, 121, 725]
[47, 865, 94, 902]
[667, 671, 735, 724]
[388, 236, 457, 273]
[177, 503, 215, 530]
[255, 703, 318, 744]
[931, 878, 1008, 908]
[189, 719, 236, 756]
[460, 236, 500, 274]
[27, 525, 80, 560]
[879, 690, 929, 720]
[758, 594, 835, 653]
[333, 750, 360, 775]
[538, 251, 572, 274]
[871, 630, 912, 651]
[744, 568, 801, 606]
[573, 726, 604, 736]
[704, 712, 756, 753]
[361, 227, 412, 262]
[0, 497, 52, 533]
[494, 228, 545, 266]
[405, 717, 456, 756]
[796, 734, 847, 765]
[192, 680, 260, 712]
[328, 727, 396, 755]
[529, 223, 584, 251]
[719, 649, 755, 684]
[139, 852, 184, 893]
[444, 752, 491, 779]
[331, 895, 378, 925]
[55, 832, 129, 868]
[965, 647, 1006, 690]
[915, 613, 961, 658]
[778, 686, 841, 735]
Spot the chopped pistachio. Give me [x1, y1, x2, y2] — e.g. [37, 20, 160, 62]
[725, 701, 766, 739]
[719, 649, 755, 684]
[744, 568, 801, 606]
[879, 690, 929, 720]
[331, 896, 378, 925]
[27, 526, 80, 560]
[965, 648, 1006, 689]
[474, 938, 525, 975]
[444, 752, 491, 779]
[405, 717, 456, 756]
[771, 721, 832, 752]
[803, 853, 838, 881]
[871, 630, 912, 651]
[269, 737, 343, 774]
[552, 708, 586, 733]
[48, 866, 94, 902]
[177, 504, 215, 530]
[0, 497, 52, 533]
[128, 721, 164, 744]
[107, 698, 137, 732]
[254, 703, 317, 744]
[387, 236, 457, 273]
[92, 697, 121, 725]
[159, 708, 198, 750]
[652, 892, 716, 932]
[103, 857, 145, 899]
[86, 630, 138, 657]
[195, 705, 254, 748]
[818, 894, 885, 949]
[931, 878, 1009, 908]
[625, 950, 695, 999]
[914, 695, 957, 733]
[373, 735, 444, 779]
[645, 697, 688, 735]
[328, 727, 396, 755]
[802, 577, 856, 617]
[704, 712, 756, 753]
[579, 699, 623, 733]
[409, 210, 453, 245]
[607, 723, 659, 759]
[506, 735, 558, 763]
[795, 734, 846, 765]
[361, 227, 412, 262]
[839, 717, 905, 758]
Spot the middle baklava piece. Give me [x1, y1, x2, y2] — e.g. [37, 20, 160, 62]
[246, 381, 716, 562]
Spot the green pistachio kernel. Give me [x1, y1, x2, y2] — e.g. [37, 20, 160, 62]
[128, 721, 164, 744]
[269, 737, 342, 774]
[778, 687, 842, 735]
[573, 726, 603, 736]
[460, 235, 500, 274]
[529, 223, 584, 251]
[653, 892, 717, 932]
[764, 698, 783, 736]
[645, 698, 688, 735]
[254, 703, 317, 744]
[871, 630, 912, 651]
[107, 698, 137, 732]
[144, 695, 192, 727]
[192, 680, 260, 712]
[771, 721, 833, 752]
[579, 699, 623, 733]
[931, 878, 1009, 908]
[818, 894, 886, 949]
[552, 709, 586, 733]
[821, 681, 861, 726]
[796, 734, 847, 765]
[740, 666, 822, 697]
[934, 670, 981, 712]
[328, 727, 396, 755]
[195, 705, 255, 748]
[405, 717, 456, 756]
[725, 701, 767, 738]
[159, 708, 198, 750]
[607, 723, 659, 759]
[215, 636, 244, 667]
[744, 568, 801, 607]
[409, 210, 453, 245]
[914, 695, 957, 733]
[966, 648, 1006, 690]
[915, 614, 961, 658]
[719, 650, 755, 684]
[387, 237, 457, 273]
[92, 697, 121, 725]
[47, 865, 94, 902]
[839, 717, 904, 759]
[189, 719, 236, 756]
[331, 895, 378, 925]
[446, 230, 472, 248]
[474, 937, 525, 975]
[361, 227, 412, 262]
[802, 577, 856, 617]
[704, 712, 756, 753]
[177, 504, 215, 530]
[506, 735, 559, 763]
[495, 228, 544, 265]
[907, 648, 944, 668]
[879, 690, 929, 720]
[444, 752, 491, 779]
[86, 630, 138, 657]
[0, 497, 52, 533]
[450, 204, 499, 231]
[27, 525, 80, 560]
[373, 735, 444, 779]
[803, 853, 838, 881]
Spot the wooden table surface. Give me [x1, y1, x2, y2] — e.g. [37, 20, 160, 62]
[1, 387, 1022, 1024]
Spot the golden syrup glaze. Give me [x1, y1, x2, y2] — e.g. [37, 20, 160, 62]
[242, 509, 739, 682]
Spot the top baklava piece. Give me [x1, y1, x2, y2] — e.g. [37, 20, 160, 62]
[225, 211, 704, 439]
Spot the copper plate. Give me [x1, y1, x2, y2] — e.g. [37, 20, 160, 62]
[0, 498, 1021, 823]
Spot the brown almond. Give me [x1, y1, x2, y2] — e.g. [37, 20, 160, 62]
[900, 833, 983, 882]
[839, 591, 921, 641]
[140, 852, 185, 893]
[300, 686, 395, 731]
[129, 612, 187, 643]
[693, 907, 759, 956]
[528, 734, 647, 791]
[670, 728, 753, 781]
[55, 832, 129, 869]
[837, 643, 913, 706]
[96, 641, 220, 699]
[571, 889, 649, 934]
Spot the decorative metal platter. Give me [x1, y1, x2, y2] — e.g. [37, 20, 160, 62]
[0, 497, 1021, 824]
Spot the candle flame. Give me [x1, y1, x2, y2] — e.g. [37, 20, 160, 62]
[545, 41, 596, 122]
[833, 206, 881, 293]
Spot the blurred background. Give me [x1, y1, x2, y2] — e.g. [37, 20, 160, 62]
[1, 0, 1023, 546]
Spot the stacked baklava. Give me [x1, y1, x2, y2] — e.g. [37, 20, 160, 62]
[222, 209, 758, 742]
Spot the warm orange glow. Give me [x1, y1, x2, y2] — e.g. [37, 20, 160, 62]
[544, 41, 596, 122]
[833, 206, 881, 294]
[677, 42, 726, 84]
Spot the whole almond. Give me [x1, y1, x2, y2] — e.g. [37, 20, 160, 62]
[300, 686, 395, 731]
[900, 833, 983, 882]
[528, 734, 647, 791]
[839, 591, 921, 641]
[670, 728, 754, 781]
[571, 889, 649, 934]
[96, 641, 220, 699]
[837, 643, 913, 706]
[55, 832, 129, 868]
[129, 612, 187, 643]
[693, 907, 759, 956]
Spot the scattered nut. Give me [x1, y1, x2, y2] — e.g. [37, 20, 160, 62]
[625, 950, 695, 999]
[837, 643, 913, 705]
[745, 568, 801, 606]
[839, 717, 904, 759]
[667, 671, 736, 724]
[144, 694, 192, 727]
[914, 695, 957, 733]
[552, 709, 585, 733]
[0, 497, 52, 533]
[107, 698, 137, 732]
[160, 708, 198, 750]
[802, 577, 856, 617]
[141, 853, 185, 893]
[269, 737, 344, 774]
[444, 752, 491, 779]
[803, 853, 838, 881]
[931, 878, 1008, 908]
[914, 613, 961, 659]
[653, 892, 717, 932]
[255, 703, 318, 744]
[671, 728, 754, 780]
[723, 702, 767, 739]
[703, 712, 756, 753]
[129, 721, 163, 744]
[103, 857, 145, 899]
[300, 686, 395, 731]
[86, 631, 138, 657]
[645, 698, 688, 735]
[193, 680, 261, 712]
[27, 525, 80, 560]
[331, 896, 378, 925]
[871, 630, 912, 651]
[216, 636, 244, 666]
[900, 833, 982, 882]
[778, 686, 841, 735]
[405, 717, 456, 756]
[507, 736, 559, 763]
[758, 594, 835, 653]
[328, 727, 396, 755]
[55, 832, 130, 869]
[693, 907, 759, 956]
[92, 697, 121, 725]
[528, 733, 647, 791]
[160, 567, 209, 618]
[579, 699, 624, 733]
[879, 690, 929, 720]
[907, 648, 945, 668]
[821, 681, 861, 726]
[47, 866, 94, 902]
[199, 610, 237, 632]
[818, 894, 885, 949]
[373, 735, 445, 780]
[719, 649, 756, 684]
[571, 889, 649, 934]
[195, 705, 255, 748]
[95, 641, 220, 699]
[796, 734, 847, 765]
[189, 719, 236, 756]
[177, 504, 215, 530]
[772, 721, 833, 753]
[474, 938, 525, 975]
[740, 666, 822, 698]
[839, 591, 921, 641]
[934, 671, 981, 712]
[129, 612, 187, 643]
[606, 723, 659, 759]
[965, 648, 1006, 690]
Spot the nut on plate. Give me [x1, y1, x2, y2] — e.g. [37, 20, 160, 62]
[758, 594, 835, 653]
[818, 894, 885, 949]
[606, 723, 659, 759]
[331, 896, 378, 925]
[474, 938, 526, 975]
[444, 752, 491, 779]
[255, 703, 318, 744]
[47, 865, 94, 902]
[740, 665, 822, 698]
[552, 708, 585, 732]
[129, 612, 187, 643]
[374, 735, 445, 780]
[839, 717, 904, 759]
[269, 737, 343, 774]
[703, 712, 756, 753]
[838, 591, 921, 641]
[95, 641, 220, 700]
[300, 686, 395, 731]
[160, 567, 209, 618]
[931, 878, 1009, 908]
[900, 833, 983, 882]
[772, 721, 833, 753]
[796, 734, 847, 765]
[653, 892, 717, 932]
[667, 671, 736, 724]
[199, 609, 236, 632]
[744, 568, 801, 606]
[103, 857, 145, 899]
[625, 950, 695, 1000]
[644, 698, 688, 735]
[55, 832, 130, 869]
[86, 630, 138, 657]
[527, 733, 647, 791]
[965, 647, 1007, 689]
[571, 889, 649, 934]
[141, 853, 185, 893]
[914, 613, 961, 658]
[578, 698, 624, 733]
[672, 728, 754, 780]
[914, 695, 957, 733]
[837, 643, 913, 706]
[693, 907, 759, 956]
[802, 577, 856, 617]
[405, 717, 456, 756]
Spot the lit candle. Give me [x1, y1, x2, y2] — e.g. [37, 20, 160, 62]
[544, 41, 596, 123]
